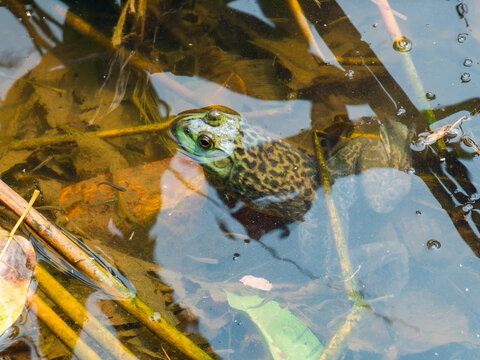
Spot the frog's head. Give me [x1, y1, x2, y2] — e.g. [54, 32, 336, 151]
[170, 105, 243, 179]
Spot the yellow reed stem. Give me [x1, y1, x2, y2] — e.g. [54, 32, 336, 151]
[30, 293, 103, 360]
[0, 190, 39, 261]
[35, 264, 137, 360]
[287, 0, 325, 61]
[5, 119, 174, 151]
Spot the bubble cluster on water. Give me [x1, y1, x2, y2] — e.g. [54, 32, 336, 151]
[461, 72, 471, 83]
[393, 37, 412, 52]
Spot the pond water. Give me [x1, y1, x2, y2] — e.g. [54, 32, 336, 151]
[1, 0, 480, 359]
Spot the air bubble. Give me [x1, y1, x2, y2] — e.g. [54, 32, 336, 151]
[393, 37, 412, 52]
[396, 107, 406, 116]
[469, 193, 480, 201]
[233, 253, 240, 260]
[458, 33, 468, 43]
[410, 140, 426, 152]
[425, 92, 436, 100]
[464, 58, 473, 67]
[460, 72, 471, 83]
[345, 70, 355, 79]
[462, 203, 473, 213]
[373, 23, 378, 28]
[426, 239, 441, 250]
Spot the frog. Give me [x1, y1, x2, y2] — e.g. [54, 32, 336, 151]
[170, 105, 321, 221]
[170, 105, 412, 220]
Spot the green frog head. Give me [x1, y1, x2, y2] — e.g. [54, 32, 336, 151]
[171, 105, 244, 179]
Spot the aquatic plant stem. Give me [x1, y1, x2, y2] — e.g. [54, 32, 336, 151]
[287, 0, 326, 61]
[314, 132, 366, 359]
[35, 264, 138, 360]
[314, 132, 361, 299]
[0, 180, 214, 360]
[5, 120, 175, 151]
[30, 292, 103, 360]
[318, 304, 367, 360]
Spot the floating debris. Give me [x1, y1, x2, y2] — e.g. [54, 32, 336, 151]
[456, 2, 469, 27]
[413, 115, 469, 148]
[240, 275, 273, 291]
[425, 92, 436, 100]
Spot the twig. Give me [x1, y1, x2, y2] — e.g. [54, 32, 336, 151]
[0, 190, 39, 261]
[0, 71, 65, 94]
[0, 180, 214, 360]
[30, 292, 103, 360]
[5, 120, 175, 151]
[35, 264, 137, 360]
[422, 115, 469, 145]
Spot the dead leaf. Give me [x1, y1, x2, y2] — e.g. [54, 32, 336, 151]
[59, 156, 206, 239]
[0, 229, 36, 336]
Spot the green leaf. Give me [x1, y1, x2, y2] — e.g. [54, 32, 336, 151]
[226, 291, 324, 360]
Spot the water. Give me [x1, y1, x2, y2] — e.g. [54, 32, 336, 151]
[1, 0, 480, 359]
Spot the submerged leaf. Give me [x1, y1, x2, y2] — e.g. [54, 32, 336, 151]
[0, 230, 36, 336]
[225, 291, 324, 360]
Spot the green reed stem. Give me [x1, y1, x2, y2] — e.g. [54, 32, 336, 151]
[314, 131, 366, 360]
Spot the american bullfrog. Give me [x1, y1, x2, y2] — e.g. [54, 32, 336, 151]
[170, 105, 411, 220]
[171, 105, 320, 221]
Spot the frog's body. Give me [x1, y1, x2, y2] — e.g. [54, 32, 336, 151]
[171, 106, 320, 221]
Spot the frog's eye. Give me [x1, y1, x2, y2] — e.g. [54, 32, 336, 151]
[198, 134, 214, 149]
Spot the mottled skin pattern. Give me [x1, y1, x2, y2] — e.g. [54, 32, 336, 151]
[171, 105, 320, 221]
[326, 119, 411, 178]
